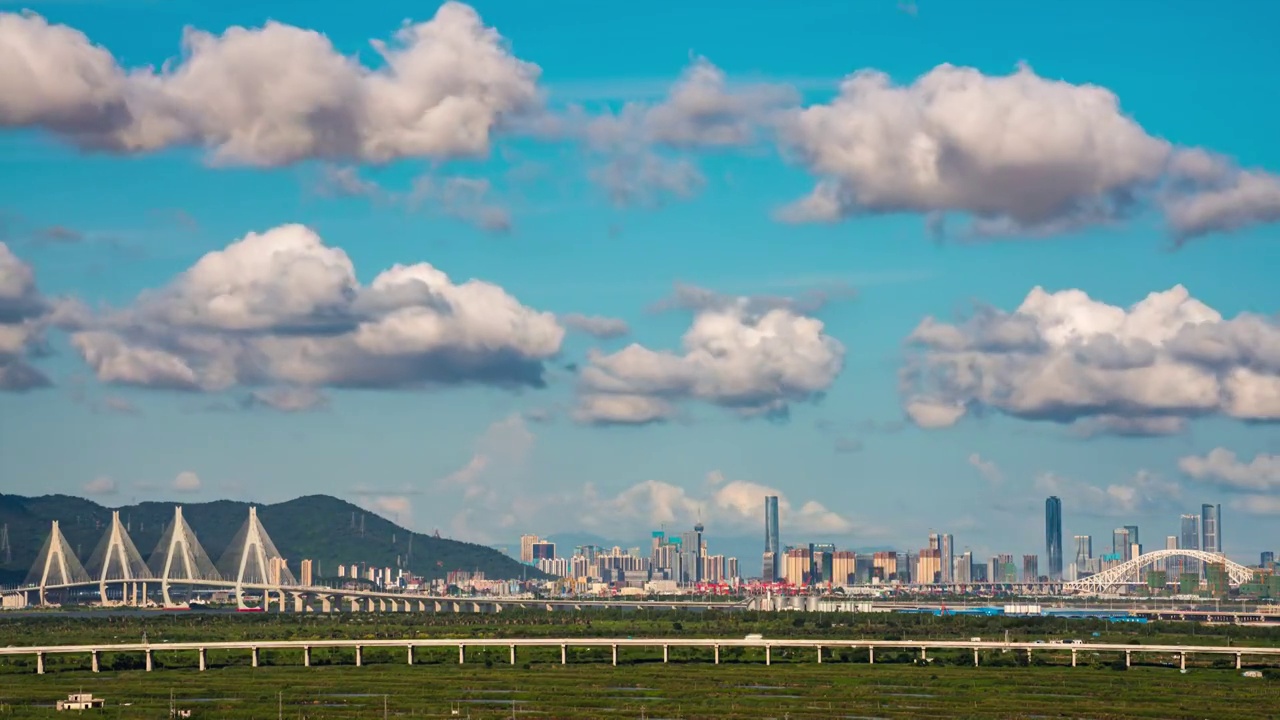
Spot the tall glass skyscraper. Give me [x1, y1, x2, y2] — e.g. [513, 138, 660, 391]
[1045, 496, 1063, 580]
[1201, 503, 1221, 556]
[1180, 513, 1201, 578]
[764, 496, 780, 580]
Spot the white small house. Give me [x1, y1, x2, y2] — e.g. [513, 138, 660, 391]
[57, 693, 104, 711]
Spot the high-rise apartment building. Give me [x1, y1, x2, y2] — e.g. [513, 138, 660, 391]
[1123, 525, 1140, 547]
[761, 551, 777, 583]
[831, 551, 856, 585]
[873, 551, 898, 580]
[916, 549, 941, 584]
[300, 558, 313, 587]
[520, 534, 539, 563]
[1201, 503, 1221, 556]
[1262, 551, 1275, 569]
[1022, 554, 1039, 582]
[956, 551, 973, 584]
[1163, 535, 1179, 575]
[1045, 496, 1063, 580]
[764, 496, 781, 581]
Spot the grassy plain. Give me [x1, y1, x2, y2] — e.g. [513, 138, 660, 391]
[1, 610, 1278, 718]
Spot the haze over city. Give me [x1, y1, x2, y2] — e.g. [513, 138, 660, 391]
[1, 0, 1279, 568]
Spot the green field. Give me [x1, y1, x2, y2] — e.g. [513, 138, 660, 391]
[1, 663, 1277, 719]
[2, 610, 1278, 718]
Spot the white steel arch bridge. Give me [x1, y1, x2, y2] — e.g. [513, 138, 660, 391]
[1065, 549, 1252, 594]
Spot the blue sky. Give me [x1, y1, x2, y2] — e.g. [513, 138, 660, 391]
[1, 0, 1278, 565]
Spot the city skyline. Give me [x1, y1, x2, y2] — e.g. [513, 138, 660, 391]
[1, 1, 1278, 559]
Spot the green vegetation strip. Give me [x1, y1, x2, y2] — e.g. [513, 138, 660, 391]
[0, 663, 1276, 719]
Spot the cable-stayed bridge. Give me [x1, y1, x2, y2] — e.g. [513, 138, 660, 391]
[4, 506, 745, 613]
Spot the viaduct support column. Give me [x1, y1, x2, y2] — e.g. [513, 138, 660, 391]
[407, 646, 414, 665]
[198, 648, 206, 671]
[869, 646, 875, 664]
[611, 644, 618, 666]
[1125, 650, 1131, 668]
[91, 650, 99, 673]
[36, 652, 44, 675]
[817, 646, 822, 664]
[765, 646, 771, 666]
[355, 646, 362, 667]
[973, 648, 979, 667]
[560, 645, 566, 665]
[303, 647, 310, 668]
[145, 650, 152, 672]
[458, 645, 464, 665]
[1071, 649, 1077, 667]
[509, 645, 515, 666]
[714, 645, 720, 665]
[1236, 653, 1242, 670]
[251, 648, 259, 668]
[662, 645, 668, 663]
[920, 647, 927, 662]
[1180, 652, 1187, 671]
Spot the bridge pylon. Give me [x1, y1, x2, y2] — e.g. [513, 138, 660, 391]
[24, 520, 90, 605]
[86, 511, 153, 606]
[215, 506, 295, 610]
[147, 506, 220, 608]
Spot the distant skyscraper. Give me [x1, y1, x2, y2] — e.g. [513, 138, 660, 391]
[1112, 528, 1131, 561]
[1123, 525, 1139, 547]
[764, 496, 780, 581]
[1201, 503, 1221, 556]
[939, 534, 954, 583]
[1180, 514, 1201, 578]
[1262, 551, 1275, 569]
[1163, 535, 1179, 576]
[1045, 497, 1063, 580]
[1073, 535, 1092, 572]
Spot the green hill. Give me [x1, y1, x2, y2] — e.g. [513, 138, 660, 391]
[0, 494, 544, 586]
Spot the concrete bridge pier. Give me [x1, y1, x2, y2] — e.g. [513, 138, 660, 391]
[144, 649, 152, 672]
[920, 647, 927, 662]
[1180, 652, 1187, 671]
[612, 644, 618, 666]
[869, 646, 875, 664]
[662, 645, 668, 663]
[714, 645, 720, 665]
[36, 652, 44, 675]
[458, 645, 465, 665]
[90, 650, 99, 673]
[198, 648, 206, 671]
[973, 648, 979, 667]
[251, 647, 259, 668]
[320, 596, 332, 613]
[292, 593, 304, 613]
[354, 646, 362, 667]
[303, 646, 310, 667]
[765, 645, 771, 666]
[1236, 653, 1242, 670]
[407, 645, 414, 665]
[348, 598, 360, 612]
[1071, 649, 1077, 667]
[509, 645, 516, 666]
[1125, 650, 1131, 668]
[560, 644, 567, 665]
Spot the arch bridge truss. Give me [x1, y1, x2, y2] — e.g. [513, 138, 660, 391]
[1065, 549, 1252, 594]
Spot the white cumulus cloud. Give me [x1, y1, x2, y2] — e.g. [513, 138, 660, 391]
[0, 3, 541, 165]
[1179, 448, 1280, 492]
[68, 223, 565, 394]
[575, 292, 844, 424]
[902, 284, 1280, 433]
